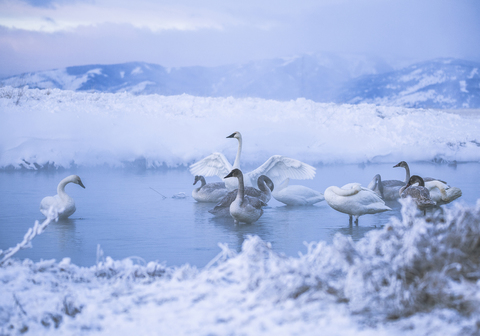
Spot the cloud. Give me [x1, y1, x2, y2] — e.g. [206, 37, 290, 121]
[0, 0, 246, 32]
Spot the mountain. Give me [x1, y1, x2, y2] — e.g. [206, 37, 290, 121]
[339, 58, 480, 109]
[0, 53, 392, 103]
[1, 55, 479, 108]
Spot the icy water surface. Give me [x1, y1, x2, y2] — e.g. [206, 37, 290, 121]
[1, 162, 479, 267]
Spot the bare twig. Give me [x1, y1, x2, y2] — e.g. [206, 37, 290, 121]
[149, 187, 167, 199]
[0, 207, 57, 266]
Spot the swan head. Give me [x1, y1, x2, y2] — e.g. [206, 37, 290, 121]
[393, 161, 408, 169]
[226, 131, 242, 140]
[406, 175, 425, 188]
[258, 175, 274, 191]
[193, 175, 203, 185]
[224, 168, 243, 179]
[71, 175, 86, 188]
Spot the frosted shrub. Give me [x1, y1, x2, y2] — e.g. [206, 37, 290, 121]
[340, 198, 480, 319]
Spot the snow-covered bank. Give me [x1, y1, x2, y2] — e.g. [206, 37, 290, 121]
[1, 200, 480, 335]
[1, 87, 480, 170]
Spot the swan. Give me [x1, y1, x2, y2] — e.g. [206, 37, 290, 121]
[367, 174, 405, 200]
[399, 175, 436, 214]
[189, 131, 316, 191]
[424, 180, 462, 205]
[272, 178, 324, 206]
[324, 183, 391, 224]
[192, 175, 228, 203]
[40, 175, 85, 219]
[222, 169, 266, 224]
[393, 161, 447, 184]
[209, 175, 273, 217]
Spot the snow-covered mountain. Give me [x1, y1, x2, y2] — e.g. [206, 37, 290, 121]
[0, 53, 392, 102]
[340, 58, 480, 109]
[2, 56, 479, 108]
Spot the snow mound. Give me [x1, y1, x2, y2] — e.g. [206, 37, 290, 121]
[1, 87, 479, 170]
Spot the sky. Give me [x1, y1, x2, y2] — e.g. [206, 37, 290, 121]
[0, 0, 480, 78]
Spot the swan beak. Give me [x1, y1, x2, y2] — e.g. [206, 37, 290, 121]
[78, 180, 86, 188]
[224, 171, 234, 179]
[226, 132, 236, 138]
[393, 163, 400, 168]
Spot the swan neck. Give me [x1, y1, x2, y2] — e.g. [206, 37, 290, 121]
[57, 178, 71, 199]
[404, 165, 410, 184]
[258, 177, 272, 196]
[200, 176, 206, 188]
[233, 136, 242, 169]
[236, 173, 245, 202]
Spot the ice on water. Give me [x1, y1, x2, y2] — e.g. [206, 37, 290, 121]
[1, 87, 480, 335]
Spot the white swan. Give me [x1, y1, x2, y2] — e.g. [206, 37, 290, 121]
[40, 175, 85, 219]
[223, 169, 266, 224]
[192, 175, 228, 203]
[324, 183, 391, 224]
[209, 175, 273, 217]
[272, 178, 324, 206]
[424, 180, 462, 205]
[189, 131, 316, 191]
[367, 174, 405, 200]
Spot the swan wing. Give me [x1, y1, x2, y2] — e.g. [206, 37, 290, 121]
[246, 155, 316, 187]
[213, 190, 237, 209]
[356, 188, 386, 206]
[245, 195, 267, 209]
[189, 152, 233, 181]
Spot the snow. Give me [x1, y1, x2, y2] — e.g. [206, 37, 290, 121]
[1, 199, 480, 335]
[1, 86, 479, 171]
[131, 67, 143, 75]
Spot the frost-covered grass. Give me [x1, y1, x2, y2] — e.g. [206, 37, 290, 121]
[1, 86, 479, 170]
[1, 200, 480, 335]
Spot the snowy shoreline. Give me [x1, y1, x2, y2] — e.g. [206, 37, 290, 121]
[1, 86, 480, 171]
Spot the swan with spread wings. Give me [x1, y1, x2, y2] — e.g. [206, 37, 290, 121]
[189, 131, 316, 191]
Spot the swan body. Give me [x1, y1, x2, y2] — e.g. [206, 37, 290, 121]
[399, 175, 436, 213]
[209, 175, 273, 217]
[189, 131, 316, 191]
[324, 182, 391, 224]
[40, 175, 85, 219]
[223, 169, 266, 224]
[424, 180, 462, 205]
[192, 175, 228, 203]
[272, 178, 324, 206]
[367, 174, 405, 200]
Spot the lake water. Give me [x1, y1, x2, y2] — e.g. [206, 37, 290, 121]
[1, 162, 479, 268]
